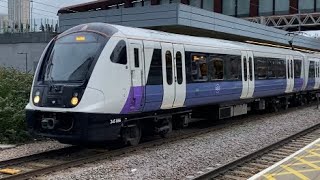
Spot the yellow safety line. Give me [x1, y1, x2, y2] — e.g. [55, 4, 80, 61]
[308, 151, 320, 158]
[263, 174, 277, 180]
[287, 160, 320, 166]
[267, 168, 320, 177]
[304, 154, 320, 158]
[294, 157, 320, 170]
[280, 165, 310, 180]
[299, 148, 320, 158]
[257, 143, 320, 179]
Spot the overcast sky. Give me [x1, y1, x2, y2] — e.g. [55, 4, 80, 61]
[0, 0, 96, 20]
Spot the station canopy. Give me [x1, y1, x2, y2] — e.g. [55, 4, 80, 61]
[58, 2, 320, 53]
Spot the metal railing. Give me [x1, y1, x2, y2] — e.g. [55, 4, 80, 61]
[244, 12, 320, 31]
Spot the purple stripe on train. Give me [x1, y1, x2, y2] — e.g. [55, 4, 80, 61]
[121, 78, 305, 114]
[294, 78, 304, 92]
[184, 81, 242, 107]
[254, 79, 286, 97]
[143, 85, 163, 112]
[121, 86, 144, 114]
[306, 78, 316, 91]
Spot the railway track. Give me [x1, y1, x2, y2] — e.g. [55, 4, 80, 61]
[0, 105, 317, 180]
[193, 121, 320, 180]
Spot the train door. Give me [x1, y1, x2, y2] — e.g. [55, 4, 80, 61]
[161, 42, 175, 109]
[128, 39, 145, 110]
[240, 51, 255, 99]
[172, 44, 186, 108]
[285, 56, 294, 93]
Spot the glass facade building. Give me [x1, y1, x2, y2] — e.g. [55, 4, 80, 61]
[189, 0, 319, 17]
[299, 0, 315, 13]
[59, 0, 320, 17]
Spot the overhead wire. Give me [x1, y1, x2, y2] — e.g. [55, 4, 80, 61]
[32, 7, 57, 15]
[32, 0, 78, 13]
[31, 0, 60, 9]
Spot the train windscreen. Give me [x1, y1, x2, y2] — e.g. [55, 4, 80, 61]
[43, 32, 106, 82]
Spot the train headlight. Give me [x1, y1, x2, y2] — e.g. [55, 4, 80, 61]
[71, 96, 79, 106]
[33, 91, 41, 104]
[33, 96, 40, 104]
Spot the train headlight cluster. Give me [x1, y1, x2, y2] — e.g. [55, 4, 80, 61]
[34, 96, 40, 104]
[71, 93, 79, 106]
[33, 91, 41, 104]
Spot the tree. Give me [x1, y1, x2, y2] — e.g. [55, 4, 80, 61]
[26, 24, 30, 32]
[45, 23, 48, 32]
[20, 23, 23, 33]
[54, 23, 58, 32]
[39, 23, 44, 32]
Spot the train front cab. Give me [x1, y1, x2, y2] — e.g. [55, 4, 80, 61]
[25, 24, 130, 144]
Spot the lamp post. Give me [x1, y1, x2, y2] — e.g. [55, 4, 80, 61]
[18, 52, 28, 73]
[30, 0, 33, 32]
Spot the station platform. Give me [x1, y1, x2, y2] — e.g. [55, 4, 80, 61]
[249, 138, 320, 180]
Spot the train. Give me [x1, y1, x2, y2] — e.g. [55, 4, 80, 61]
[25, 23, 320, 145]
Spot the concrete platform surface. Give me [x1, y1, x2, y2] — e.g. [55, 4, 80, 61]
[249, 138, 320, 180]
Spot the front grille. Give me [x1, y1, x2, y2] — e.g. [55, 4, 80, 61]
[33, 112, 80, 135]
[46, 97, 64, 107]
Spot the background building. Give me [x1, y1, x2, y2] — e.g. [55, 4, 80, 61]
[59, 0, 320, 31]
[57, 0, 320, 52]
[0, 13, 8, 33]
[8, 0, 30, 31]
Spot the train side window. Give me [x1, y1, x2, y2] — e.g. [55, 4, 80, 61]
[318, 62, 320, 77]
[309, 61, 315, 78]
[243, 56, 247, 81]
[176, 52, 183, 84]
[278, 59, 286, 78]
[268, 59, 276, 79]
[191, 54, 208, 81]
[255, 57, 267, 79]
[287, 59, 291, 78]
[110, 40, 127, 65]
[291, 60, 294, 79]
[134, 48, 139, 68]
[249, 57, 253, 81]
[213, 59, 224, 80]
[228, 55, 241, 80]
[147, 49, 162, 85]
[208, 56, 224, 80]
[166, 51, 173, 85]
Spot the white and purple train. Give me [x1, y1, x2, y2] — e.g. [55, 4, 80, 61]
[26, 23, 320, 145]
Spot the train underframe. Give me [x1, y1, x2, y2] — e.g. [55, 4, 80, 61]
[26, 90, 320, 146]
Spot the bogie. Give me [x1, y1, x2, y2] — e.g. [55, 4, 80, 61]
[121, 121, 142, 146]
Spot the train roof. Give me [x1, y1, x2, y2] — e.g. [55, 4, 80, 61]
[110, 23, 306, 58]
[68, 23, 319, 59]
